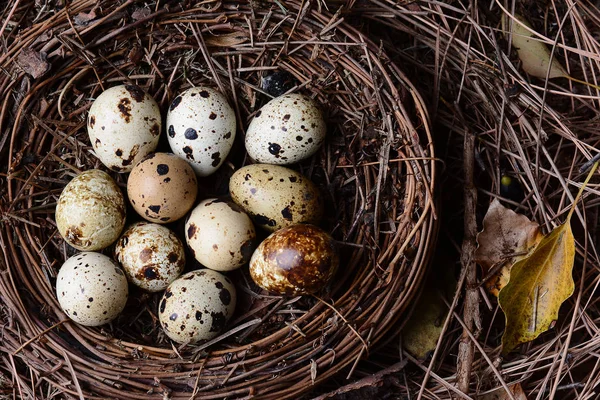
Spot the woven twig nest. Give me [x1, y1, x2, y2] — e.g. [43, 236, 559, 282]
[0, 1, 437, 398]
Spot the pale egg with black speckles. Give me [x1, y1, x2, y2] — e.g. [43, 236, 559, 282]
[229, 164, 323, 232]
[127, 153, 198, 224]
[55, 169, 126, 251]
[245, 93, 326, 165]
[56, 252, 129, 326]
[87, 85, 161, 173]
[185, 199, 256, 272]
[158, 269, 236, 344]
[166, 87, 236, 177]
[115, 222, 185, 292]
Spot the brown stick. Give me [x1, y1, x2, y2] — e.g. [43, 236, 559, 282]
[455, 103, 481, 396]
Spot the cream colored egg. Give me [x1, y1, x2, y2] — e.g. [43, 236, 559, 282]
[166, 87, 236, 177]
[245, 93, 326, 165]
[115, 222, 185, 292]
[158, 269, 236, 344]
[87, 85, 161, 173]
[229, 164, 323, 232]
[56, 169, 126, 251]
[185, 199, 256, 272]
[56, 252, 129, 326]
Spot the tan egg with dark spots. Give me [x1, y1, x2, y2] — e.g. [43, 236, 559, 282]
[158, 269, 236, 344]
[56, 252, 128, 326]
[166, 87, 236, 177]
[245, 93, 326, 165]
[115, 222, 185, 292]
[229, 164, 323, 232]
[249, 224, 339, 295]
[127, 153, 198, 223]
[186, 199, 256, 272]
[87, 85, 161, 173]
[56, 169, 126, 251]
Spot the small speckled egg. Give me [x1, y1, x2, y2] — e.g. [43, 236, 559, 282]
[249, 224, 338, 295]
[159, 269, 236, 344]
[115, 222, 185, 292]
[245, 93, 326, 165]
[56, 169, 126, 251]
[166, 87, 236, 177]
[87, 85, 161, 173]
[229, 164, 323, 232]
[56, 252, 129, 326]
[127, 153, 198, 223]
[186, 199, 256, 272]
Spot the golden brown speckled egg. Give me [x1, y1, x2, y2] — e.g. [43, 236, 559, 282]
[229, 164, 323, 232]
[127, 153, 198, 223]
[115, 222, 185, 292]
[158, 269, 236, 344]
[249, 224, 339, 295]
[56, 252, 128, 326]
[56, 169, 126, 251]
[185, 199, 256, 272]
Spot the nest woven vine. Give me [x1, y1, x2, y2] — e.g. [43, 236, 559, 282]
[0, 1, 437, 398]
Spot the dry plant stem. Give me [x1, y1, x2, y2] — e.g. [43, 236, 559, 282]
[455, 104, 481, 396]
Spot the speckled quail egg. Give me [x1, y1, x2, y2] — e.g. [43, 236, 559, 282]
[186, 199, 256, 272]
[56, 252, 129, 326]
[249, 224, 339, 295]
[229, 164, 324, 232]
[245, 93, 326, 165]
[87, 85, 161, 173]
[115, 222, 185, 292]
[166, 87, 236, 177]
[127, 153, 198, 223]
[158, 269, 236, 344]
[56, 169, 126, 251]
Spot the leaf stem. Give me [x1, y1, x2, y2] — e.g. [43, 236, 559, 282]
[567, 161, 599, 221]
[565, 75, 600, 92]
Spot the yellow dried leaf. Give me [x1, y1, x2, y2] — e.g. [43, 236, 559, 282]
[480, 383, 528, 400]
[204, 32, 248, 47]
[475, 198, 543, 296]
[499, 220, 574, 354]
[503, 14, 568, 79]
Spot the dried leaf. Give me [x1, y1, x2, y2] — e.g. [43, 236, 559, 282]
[480, 383, 527, 400]
[204, 33, 248, 47]
[73, 9, 97, 26]
[503, 14, 568, 79]
[499, 220, 574, 354]
[131, 8, 151, 21]
[475, 199, 543, 296]
[17, 48, 50, 79]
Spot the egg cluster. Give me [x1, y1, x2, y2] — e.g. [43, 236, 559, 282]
[54, 80, 339, 345]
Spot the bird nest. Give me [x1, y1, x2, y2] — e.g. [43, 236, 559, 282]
[0, 1, 437, 398]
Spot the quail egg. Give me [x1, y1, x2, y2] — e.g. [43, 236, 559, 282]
[115, 222, 185, 292]
[249, 224, 339, 295]
[56, 252, 129, 326]
[159, 269, 237, 344]
[229, 164, 324, 232]
[245, 93, 326, 165]
[166, 87, 236, 177]
[87, 85, 161, 172]
[127, 153, 198, 223]
[55, 169, 126, 251]
[186, 199, 256, 272]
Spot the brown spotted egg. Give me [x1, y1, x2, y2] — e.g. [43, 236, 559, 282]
[249, 224, 339, 295]
[245, 93, 326, 164]
[56, 252, 128, 326]
[229, 164, 324, 232]
[56, 169, 126, 251]
[87, 85, 161, 172]
[166, 87, 236, 177]
[127, 153, 198, 223]
[186, 199, 256, 272]
[158, 269, 236, 344]
[115, 222, 185, 292]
